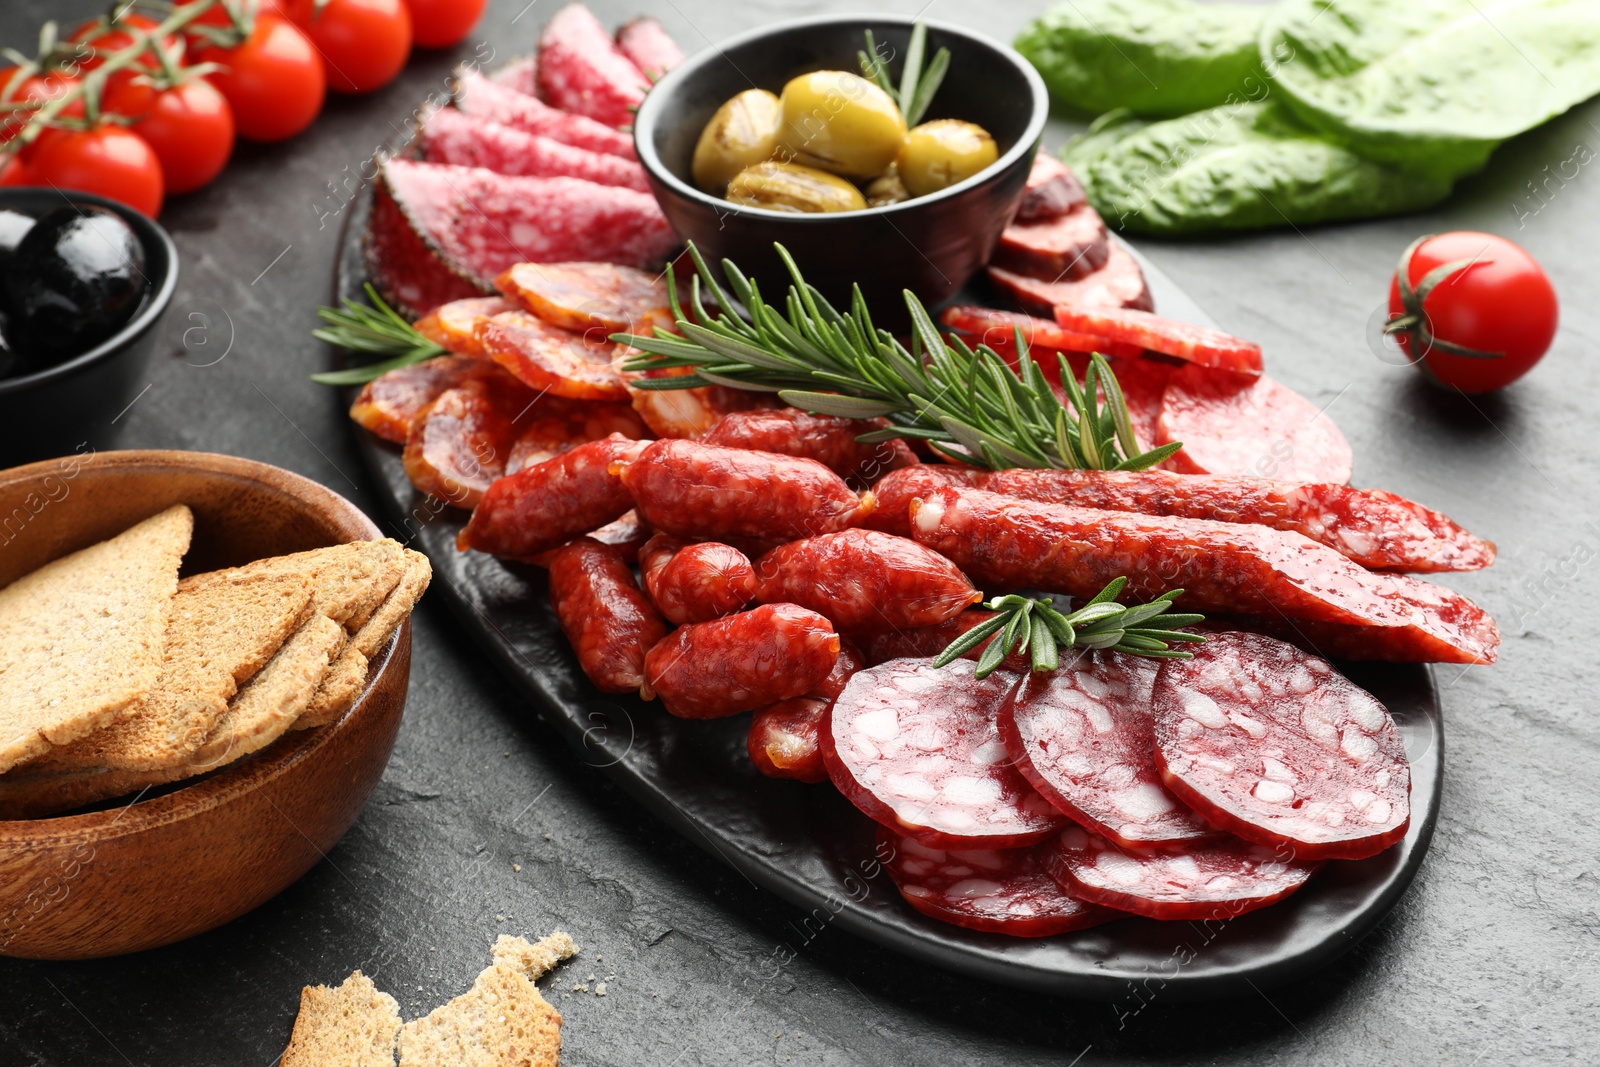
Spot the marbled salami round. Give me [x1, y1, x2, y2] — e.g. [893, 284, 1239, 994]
[878, 827, 1118, 937]
[1150, 631, 1411, 861]
[1042, 824, 1320, 921]
[536, 4, 650, 129]
[999, 653, 1216, 847]
[822, 659, 1064, 848]
[478, 309, 632, 401]
[413, 296, 514, 358]
[1159, 364, 1354, 484]
[993, 204, 1110, 280]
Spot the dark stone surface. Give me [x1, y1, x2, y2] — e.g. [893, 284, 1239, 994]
[1, 1, 1594, 1063]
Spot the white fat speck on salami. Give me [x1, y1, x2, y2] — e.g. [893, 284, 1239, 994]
[1042, 824, 1320, 921]
[998, 651, 1217, 847]
[1150, 631, 1411, 861]
[820, 659, 1065, 848]
[877, 827, 1120, 937]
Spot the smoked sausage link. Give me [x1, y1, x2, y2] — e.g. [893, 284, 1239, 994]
[547, 537, 667, 693]
[703, 408, 917, 482]
[638, 534, 757, 624]
[458, 434, 644, 558]
[644, 603, 839, 718]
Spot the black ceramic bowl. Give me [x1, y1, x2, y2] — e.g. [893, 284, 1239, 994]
[633, 14, 1047, 320]
[0, 189, 177, 465]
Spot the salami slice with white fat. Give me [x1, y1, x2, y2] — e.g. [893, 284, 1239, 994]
[418, 106, 650, 192]
[821, 659, 1065, 848]
[1150, 631, 1411, 861]
[536, 3, 651, 129]
[878, 827, 1119, 937]
[1042, 824, 1320, 921]
[1015, 155, 1087, 222]
[455, 69, 635, 158]
[987, 246, 1153, 316]
[615, 17, 684, 81]
[999, 653, 1217, 847]
[993, 205, 1110, 280]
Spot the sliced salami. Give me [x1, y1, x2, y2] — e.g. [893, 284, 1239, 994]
[1108, 355, 1176, 454]
[548, 537, 668, 693]
[1015, 154, 1087, 222]
[419, 106, 650, 193]
[1042, 824, 1320, 921]
[987, 246, 1153, 316]
[1053, 307, 1263, 377]
[861, 463, 991, 538]
[822, 659, 1064, 848]
[504, 401, 648, 474]
[751, 529, 978, 634]
[939, 305, 1142, 361]
[1151, 631, 1411, 860]
[496, 261, 671, 337]
[992, 205, 1110, 280]
[1159, 364, 1354, 484]
[645, 603, 840, 718]
[878, 827, 1117, 937]
[639, 534, 757, 624]
[703, 408, 916, 483]
[413, 296, 514, 358]
[999, 653, 1215, 847]
[626, 366, 775, 439]
[536, 3, 650, 129]
[455, 69, 635, 158]
[478, 309, 631, 401]
[489, 55, 540, 96]
[458, 434, 645, 558]
[747, 697, 830, 783]
[615, 17, 683, 81]
[363, 172, 483, 319]
[402, 380, 530, 508]
[349, 355, 518, 443]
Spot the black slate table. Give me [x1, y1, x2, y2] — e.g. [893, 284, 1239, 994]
[2, 1, 1595, 1063]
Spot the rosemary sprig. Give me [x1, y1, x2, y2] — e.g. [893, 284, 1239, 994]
[933, 579, 1206, 679]
[858, 22, 950, 126]
[616, 243, 1182, 472]
[309, 284, 445, 385]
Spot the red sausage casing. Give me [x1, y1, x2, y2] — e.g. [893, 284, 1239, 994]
[644, 603, 839, 718]
[547, 537, 668, 693]
[638, 534, 757, 624]
[459, 434, 645, 558]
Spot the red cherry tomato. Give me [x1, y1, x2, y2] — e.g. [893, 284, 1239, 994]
[198, 14, 325, 143]
[283, 0, 413, 94]
[1387, 231, 1559, 394]
[27, 125, 164, 218]
[104, 78, 234, 195]
[0, 70, 82, 146]
[183, 1, 289, 61]
[68, 13, 181, 89]
[0, 153, 28, 186]
[403, 0, 486, 48]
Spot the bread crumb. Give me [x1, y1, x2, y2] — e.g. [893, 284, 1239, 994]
[513, 864, 521, 872]
[543, 833, 552, 840]
[595, 982, 607, 997]
[496, 915, 506, 923]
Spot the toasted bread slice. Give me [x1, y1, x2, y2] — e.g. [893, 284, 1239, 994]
[282, 970, 402, 1067]
[29, 571, 314, 772]
[0, 505, 192, 774]
[298, 549, 431, 730]
[492, 932, 579, 983]
[184, 540, 407, 634]
[398, 962, 561, 1067]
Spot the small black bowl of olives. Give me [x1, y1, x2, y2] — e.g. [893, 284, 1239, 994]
[633, 14, 1048, 323]
[0, 189, 177, 464]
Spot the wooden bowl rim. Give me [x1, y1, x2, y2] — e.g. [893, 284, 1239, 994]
[0, 449, 404, 841]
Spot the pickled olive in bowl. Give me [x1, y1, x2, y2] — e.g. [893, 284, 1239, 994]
[725, 161, 868, 213]
[776, 71, 906, 180]
[692, 89, 783, 194]
[897, 119, 999, 197]
[864, 166, 911, 207]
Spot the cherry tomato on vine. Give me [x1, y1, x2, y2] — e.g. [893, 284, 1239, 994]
[0, 70, 82, 146]
[27, 125, 164, 218]
[68, 13, 181, 92]
[283, 0, 412, 94]
[198, 14, 325, 143]
[104, 78, 235, 195]
[1386, 231, 1559, 394]
[403, 0, 486, 48]
[183, 1, 290, 61]
[0, 154, 28, 186]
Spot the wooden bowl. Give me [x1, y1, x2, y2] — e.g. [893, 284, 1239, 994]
[0, 450, 411, 960]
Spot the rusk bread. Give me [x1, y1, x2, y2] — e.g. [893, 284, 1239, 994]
[281, 970, 402, 1067]
[182, 541, 407, 633]
[397, 962, 562, 1067]
[492, 932, 579, 982]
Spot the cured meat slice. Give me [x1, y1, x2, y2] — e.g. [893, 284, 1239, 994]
[982, 468, 1495, 573]
[702, 408, 916, 483]
[364, 173, 483, 319]
[378, 160, 677, 292]
[862, 464, 991, 537]
[619, 439, 875, 543]
[536, 4, 650, 129]
[644, 603, 840, 717]
[489, 56, 539, 96]
[349, 355, 518, 443]
[939, 305, 1142, 361]
[747, 697, 830, 783]
[402, 380, 533, 508]
[548, 537, 668, 693]
[1151, 631, 1411, 860]
[496, 261, 670, 336]
[823, 660, 1063, 848]
[811, 637, 865, 700]
[993, 205, 1110, 280]
[418, 106, 650, 193]
[1015, 154, 1087, 222]
[626, 366, 775, 439]
[1109, 356, 1175, 454]
[615, 17, 683, 81]
[478, 309, 631, 401]
[458, 434, 645, 557]
[988, 247, 1153, 316]
[1042, 825, 1319, 921]
[639, 534, 757, 624]
[909, 487, 1500, 664]
[505, 401, 648, 474]
[1054, 307, 1264, 377]
[751, 529, 978, 634]
[999, 654, 1215, 847]
[455, 69, 635, 158]
[879, 828, 1117, 937]
[413, 296, 514, 358]
[1159, 364, 1354, 484]
[862, 609, 1000, 666]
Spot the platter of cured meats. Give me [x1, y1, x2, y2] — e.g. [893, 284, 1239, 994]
[321, 6, 1496, 999]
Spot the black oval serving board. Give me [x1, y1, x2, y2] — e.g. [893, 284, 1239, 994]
[332, 186, 1441, 1001]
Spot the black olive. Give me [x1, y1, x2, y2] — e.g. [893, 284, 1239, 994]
[4, 206, 148, 367]
[0, 208, 35, 275]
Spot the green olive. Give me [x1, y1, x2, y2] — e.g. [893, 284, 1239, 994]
[896, 119, 999, 197]
[864, 165, 910, 208]
[724, 161, 867, 213]
[691, 89, 782, 194]
[776, 70, 906, 180]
